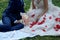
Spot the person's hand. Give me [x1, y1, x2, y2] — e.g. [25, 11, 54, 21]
[22, 15, 29, 25]
[36, 14, 44, 22]
[36, 16, 41, 22]
[14, 20, 23, 23]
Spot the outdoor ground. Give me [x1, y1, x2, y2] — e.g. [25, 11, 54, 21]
[0, 0, 60, 40]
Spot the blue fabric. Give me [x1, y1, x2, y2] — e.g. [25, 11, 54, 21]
[0, 17, 24, 32]
[0, 0, 25, 32]
[0, 23, 24, 32]
[2, 0, 25, 20]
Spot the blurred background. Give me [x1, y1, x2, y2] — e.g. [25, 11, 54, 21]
[0, 0, 60, 40]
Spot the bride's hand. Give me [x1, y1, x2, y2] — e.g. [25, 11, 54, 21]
[22, 15, 29, 25]
[36, 14, 43, 22]
[14, 20, 22, 23]
[36, 16, 41, 22]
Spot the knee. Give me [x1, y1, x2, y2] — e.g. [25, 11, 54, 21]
[0, 24, 11, 32]
[18, 23, 24, 29]
[11, 23, 24, 31]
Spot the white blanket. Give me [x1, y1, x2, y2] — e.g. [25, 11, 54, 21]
[0, 20, 60, 40]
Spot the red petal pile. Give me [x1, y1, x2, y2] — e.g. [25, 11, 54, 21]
[30, 21, 37, 28]
[38, 17, 46, 25]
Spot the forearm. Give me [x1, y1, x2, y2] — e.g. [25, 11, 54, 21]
[32, 0, 36, 9]
[42, 8, 48, 16]
[38, 0, 48, 17]
[37, 8, 48, 19]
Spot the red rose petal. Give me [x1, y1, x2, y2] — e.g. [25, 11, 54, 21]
[49, 16, 52, 19]
[43, 17, 46, 20]
[42, 29, 46, 32]
[55, 29, 59, 31]
[30, 25, 33, 28]
[45, 25, 47, 28]
[30, 21, 37, 28]
[30, 22, 35, 25]
[31, 14, 35, 17]
[38, 20, 45, 25]
[54, 27, 58, 31]
[32, 30, 35, 32]
[38, 17, 46, 25]
[44, 15, 46, 17]
[54, 27, 56, 29]
[56, 24, 60, 29]
[54, 24, 60, 31]
[55, 18, 60, 22]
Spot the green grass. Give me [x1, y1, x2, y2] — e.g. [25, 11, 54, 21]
[0, 0, 60, 40]
[52, 0, 60, 7]
[20, 36, 60, 40]
[0, 0, 8, 19]
[24, 0, 31, 12]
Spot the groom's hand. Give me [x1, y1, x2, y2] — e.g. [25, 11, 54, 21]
[14, 20, 23, 23]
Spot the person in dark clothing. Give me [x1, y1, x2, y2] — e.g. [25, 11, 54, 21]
[0, 0, 25, 32]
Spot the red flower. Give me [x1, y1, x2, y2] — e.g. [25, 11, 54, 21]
[55, 18, 60, 22]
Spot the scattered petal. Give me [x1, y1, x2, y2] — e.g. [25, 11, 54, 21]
[44, 15, 46, 17]
[32, 30, 35, 32]
[30, 21, 37, 28]
[42, 29, 46, 32]
[55, 18, 60, 22]
[45, 25, 47, 28]
[56, 24, 60, 29]
[31, 14, 35, 17]
[54, 24, 60, 31]
[43, 17, 46, 20]
[38, 20, 45, 25]
[49, 16, 52, 19]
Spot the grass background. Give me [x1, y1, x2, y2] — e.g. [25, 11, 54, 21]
[0, 0, 60, 40]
